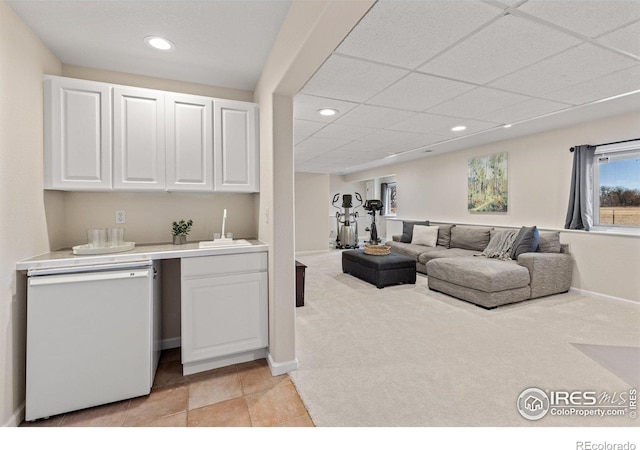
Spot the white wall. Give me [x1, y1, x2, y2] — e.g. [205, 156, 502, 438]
[346, 112, 640, 302]
[0, 0, 62, 426]
[295, 172, 330, 254]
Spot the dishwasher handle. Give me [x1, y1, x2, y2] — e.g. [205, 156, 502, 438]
[29, 269, 151, 287]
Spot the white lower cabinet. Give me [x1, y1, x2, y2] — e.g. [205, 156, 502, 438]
[181, 252, 268, 375]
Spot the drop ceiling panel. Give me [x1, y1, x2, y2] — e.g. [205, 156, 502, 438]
[294, 119, 327, 144]
[312, 124, 377, 141]
[335, 105, 416, 128]
[334, 1, 500, 69]
[517, 0, 640, 38]
[541, 65, 640, 105]
[597, 20, 640, 57]
[490, 44, 638, 97]
[367, 73, 476, 111]
[357, 129, 435, 147]
[300, 54, 408, 103]
[333, 140, 394, 154]
[294, 137, 351, 155]
[483, 98, 570, 124]
[293, 94, 359, 123]
[417, 14, 581, 84]
[426, 87, 532, 120]
[386, 113, 467, 134]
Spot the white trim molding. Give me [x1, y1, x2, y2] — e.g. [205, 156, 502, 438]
[160, 337, 181, 350]
[4, 402, 24, 427]
[267, 352, 299, 376]
[569, 287, 639, 306]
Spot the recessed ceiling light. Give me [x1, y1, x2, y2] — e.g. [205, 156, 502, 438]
[451, 125, 467, 132]
[144, 36, 175, 51]
[318, 108, 338, 116]
[503, 124, 512, 128]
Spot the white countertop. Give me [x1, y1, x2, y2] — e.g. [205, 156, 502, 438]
[16, 240, 268, 271]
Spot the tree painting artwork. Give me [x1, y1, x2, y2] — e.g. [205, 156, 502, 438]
[468, 152, 508, 213]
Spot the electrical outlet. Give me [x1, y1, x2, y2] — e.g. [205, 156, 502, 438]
[115, 210, 126, 224]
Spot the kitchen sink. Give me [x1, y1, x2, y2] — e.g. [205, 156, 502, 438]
[198, 239, 252, 249]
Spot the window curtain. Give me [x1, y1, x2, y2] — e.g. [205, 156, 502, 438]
[564, 144, 596, 230]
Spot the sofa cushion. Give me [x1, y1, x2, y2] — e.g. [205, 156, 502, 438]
[450, 226, 492, 252]
[400, 220, 429, 243]
[417, 247, 477, 265]
[436, 224, 455, 248]
[426, 257, 530, 293]
[385, 240, 429, 260]
[510, 226, 540, 259]
[411, 225, 439, 246]
[537, 231, 561, 253]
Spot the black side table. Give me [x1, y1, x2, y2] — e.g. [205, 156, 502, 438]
[295, 261, 307, 307]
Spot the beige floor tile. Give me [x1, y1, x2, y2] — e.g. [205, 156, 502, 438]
[140, 412, 187, 427]
[187, 398, 252, 427]
[188, 370, 243, 411]
[276, 415, 315, 427]
[153, 359, 187, 389]
[237, 359, 287, 396]
[124, 385, 188, 426]
[60, 399, 130, 427]
[245, 378, 309, 427]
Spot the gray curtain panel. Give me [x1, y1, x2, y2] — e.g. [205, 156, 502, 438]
[565, 144, 596, 230]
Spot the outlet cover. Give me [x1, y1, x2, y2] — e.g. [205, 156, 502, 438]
[115, 210, 126, 224]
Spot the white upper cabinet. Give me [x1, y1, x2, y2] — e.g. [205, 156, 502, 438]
[165, 94, 213, 192]
[214, 100, 259, 193]
[113, 87, 166, 191]
[44, 77, 112, 190]
[43, 77, 259, 193]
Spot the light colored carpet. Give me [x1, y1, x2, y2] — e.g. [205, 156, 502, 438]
[290, 250, 640, 427]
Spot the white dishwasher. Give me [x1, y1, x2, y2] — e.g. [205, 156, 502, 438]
[25, 260, 161, 421]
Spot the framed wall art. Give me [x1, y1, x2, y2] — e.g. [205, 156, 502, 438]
[468, 152, 508, 213]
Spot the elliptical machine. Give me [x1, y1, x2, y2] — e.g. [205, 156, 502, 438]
[363, 199, 383, 245]
[332, 192, 362, 249]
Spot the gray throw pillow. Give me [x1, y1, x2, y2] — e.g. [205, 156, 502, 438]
[436, 224, 454, 248]
[537, 232, 561, 253]
[510, 226, 540, 260]
[401, 220, 429, 243]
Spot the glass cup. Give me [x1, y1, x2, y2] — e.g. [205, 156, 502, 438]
[107, 228, 125, 247]
[87, 229, 107, 248]
[226, 232, 233, 240]
[214, 233, 221, 240]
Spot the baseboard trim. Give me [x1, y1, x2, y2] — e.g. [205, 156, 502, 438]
[4, 402, 24, 427]
[160, 337, 181, 350]
[569, 287, 639, 305]
[183, 348, 267, 376]
[267, 353, 299, 376]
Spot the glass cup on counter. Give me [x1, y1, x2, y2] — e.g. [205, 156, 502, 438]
[107, 228, 125, 247]
[213, 233, 221, 240]
[87, 229, 107, 248]
[226, 232, 233, 240]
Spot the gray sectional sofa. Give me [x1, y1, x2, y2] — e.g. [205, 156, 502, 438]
[386, 223, 573, 309]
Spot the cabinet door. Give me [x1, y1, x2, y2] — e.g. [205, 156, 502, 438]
[181, 272, 268, 364]
[113, 87, 165, 190]
[213, 99, 259, 192]
[44, 77, 112, 190]
[165, 94, 213, 191]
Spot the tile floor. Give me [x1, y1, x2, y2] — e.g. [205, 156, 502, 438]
[20, 349, 314, 427]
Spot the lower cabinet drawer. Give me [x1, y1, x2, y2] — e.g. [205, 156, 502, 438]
[182, 252, 267, 278]
[181, 271, 268, 364]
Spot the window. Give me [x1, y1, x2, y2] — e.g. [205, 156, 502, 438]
[593, 143, 640, 228]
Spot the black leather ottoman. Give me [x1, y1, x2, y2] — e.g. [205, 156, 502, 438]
[342, 250, 416, 288]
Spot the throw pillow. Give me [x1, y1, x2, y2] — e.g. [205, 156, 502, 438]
[481, 230, 518, 260]
[411, 225, 439, 247]
[537, 232, 561, 253]
[510, 226, 540, 260]
[400, 220, 429, 243]
[436, 224, 454, 248]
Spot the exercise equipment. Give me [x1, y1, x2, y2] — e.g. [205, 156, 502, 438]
[363, 199, 383, 245]
[332, 192, 362, 249]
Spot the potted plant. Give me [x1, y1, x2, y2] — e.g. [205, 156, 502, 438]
[171, 219, 193, 245]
